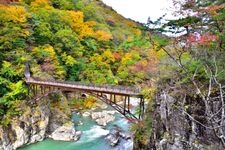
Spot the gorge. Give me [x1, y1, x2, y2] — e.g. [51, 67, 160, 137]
[0, 0, 225, 150]
[1, 91, 141, 150]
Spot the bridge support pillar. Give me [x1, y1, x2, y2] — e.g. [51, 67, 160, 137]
[123, 96, 127, 115]
[109, 94, 112, 104]
[142, 97, 145, 118]
[40, 86, 43, 94]
[27, 84, 31, 96]
[48, 86, 51, 92]
[138, 96, 145, 120]
[31, 85, 34, 95]
[32, 85, 37, 95]
[127, 96, 130, 113]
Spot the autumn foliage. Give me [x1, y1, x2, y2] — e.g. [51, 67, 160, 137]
[0, 0, 157, 124]
[187, 33, 218, 45]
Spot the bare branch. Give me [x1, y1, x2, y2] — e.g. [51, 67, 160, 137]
[180, 108, 225, 129]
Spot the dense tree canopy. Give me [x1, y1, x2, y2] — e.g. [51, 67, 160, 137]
[0, 0, 161, 124]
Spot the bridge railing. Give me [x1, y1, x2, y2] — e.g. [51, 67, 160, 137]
[27, 78, 141, 95]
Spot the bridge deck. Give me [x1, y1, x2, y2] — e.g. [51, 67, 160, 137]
[25, 78, 142, 97]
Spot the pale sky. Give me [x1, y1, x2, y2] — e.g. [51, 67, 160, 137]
[102, 0, 175, 24]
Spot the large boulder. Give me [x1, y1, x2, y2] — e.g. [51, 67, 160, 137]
[106, 128, 120, 146]
[106, 132, 120, 146]
[105, 126, 132, 147]
[49, 124, 81, 141]
[91, 111, 116, 126]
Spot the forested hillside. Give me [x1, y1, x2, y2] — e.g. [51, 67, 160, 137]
[1, 0, 225, 149]
[0, 0, 160, 125]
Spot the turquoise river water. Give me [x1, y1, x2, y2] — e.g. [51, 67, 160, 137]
[19, 107, 133, 150]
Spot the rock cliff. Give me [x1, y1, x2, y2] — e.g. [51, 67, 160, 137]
[0, 93, 80, 150]
[134, 90, 224, 150]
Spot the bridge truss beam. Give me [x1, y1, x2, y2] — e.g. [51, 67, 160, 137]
[27, 81, 145, 122]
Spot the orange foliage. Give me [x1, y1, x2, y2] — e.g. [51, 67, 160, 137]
[0, 4, 30, 23]
[113, 52, 122, 60]
[102, 49, 115, 63]
[125, 20, 136, 27]
[121, 50, 140, 65]
[127, 36, 133, 41]
[95, 30, 113, 41]
[30, 0, 52, 9]
[84, 97, 96, 108]
[0, 0, 19, 4]
[124, 21, 141, 35]
[132, 28, 142, 36]
[67, 10, 84, 24]
[202, 4, 225, 16]
[130, 50, 159, 75]
[64, 11, 96, 38]
[79, 22, 95, 37]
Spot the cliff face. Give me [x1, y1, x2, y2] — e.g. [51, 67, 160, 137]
[0, 93, 79, 150]
[0, 105, 50, 150]
[134, 90, 224, 150]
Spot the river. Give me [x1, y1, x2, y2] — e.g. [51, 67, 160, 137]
[19, 106, 134, 150]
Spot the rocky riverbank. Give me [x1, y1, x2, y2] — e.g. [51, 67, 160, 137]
[0, 92, 136, 150]
[0, 93, 80, 150]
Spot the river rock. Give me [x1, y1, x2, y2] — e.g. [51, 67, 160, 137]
[106, 133, 120, 146]
[105, 129, 120, 146]
[103, 110, 116, 115]
[105, 124, 134, 148]
[82, 111, 91, 117]
[91, 112, 101, 119]
[49, 124, 81, 141]
[96, 115, 115, 126]
[119, 132, 131, 140]
[91, 111, 115, 126]
[78, 121, 83, 125]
